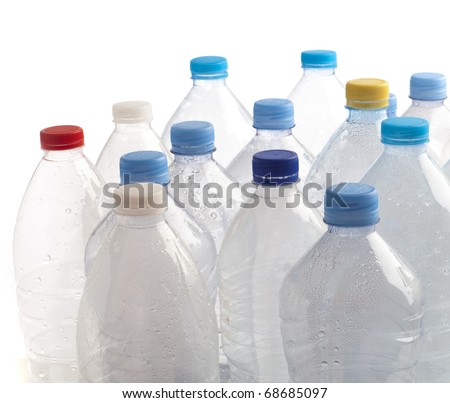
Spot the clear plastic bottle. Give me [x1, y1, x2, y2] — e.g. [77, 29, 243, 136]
[402, 72, 450, 168]
[361, 117, 450, 382]
[77, 183, 219, 382]
[85, 151, 217, 301]
[96, 101, 168, 184]
[387, 93, 397, 118]
[227, 98, 313, 186]
[168, 121, 236, 250]
[305, 78, 389, 209]
[13, 125, 104, 382]
[219, 150, 325, 382]
[161, 56, 253, 168]
[287, 50, 346, 158]
[280, 183, 423, 382]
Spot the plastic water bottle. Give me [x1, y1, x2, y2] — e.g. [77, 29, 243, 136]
[219, 150, 324, 382]
[227, 98, 313, 186]
[96, 101, 168, 184]
[287, 50, 346, 158]
[361, 117, 450, 382]
[387, 93, 397, 118]
[279, 183, 423, 382]
[85, 151, 217, 301]
[13, 125, 104, 382]
[161, 56, 253, 167]
[402, 72, 450, 168]
[168, 121, 236, 250]
[77, 182, 219, 382]
[305, 78, 389, 208]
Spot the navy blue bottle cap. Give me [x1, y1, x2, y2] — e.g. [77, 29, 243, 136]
[301, 50, 337, 69]
[324, 183, 379, 227]
[120, 151, 169, 185]
[381, 117, 429, 146]
[253, 98, 295, 130]
[387, 93, 397, 118]
[190, 56, 228, 80]
[410, 72, 447, 101]
[170, 121, 216, 155]
[252, 150, 299, 186]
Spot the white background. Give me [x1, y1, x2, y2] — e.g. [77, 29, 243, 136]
[1, 0, 450, 387]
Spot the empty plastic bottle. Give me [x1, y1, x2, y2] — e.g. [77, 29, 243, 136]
[169, 121, 236, 250]
[13, 125, 104, 382]
[387, 93, 397, 118]
[227, 98, 313, 186]
[288, 50, 346, 158]
[161, 56, 253, 168]
[280, 183, 423, 382]
[361, 117, 450, 382]
[85, 151, 217, 301]
[219, 150, 324, 382]
[402, 73, 450, 168]
[305, 78, 389, 209]
[77, 182, 219, 382]
[96, 101, 168, 184]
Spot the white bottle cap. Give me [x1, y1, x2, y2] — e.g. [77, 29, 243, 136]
[112, 101, 153, 123]
[114, 182, 167, 216]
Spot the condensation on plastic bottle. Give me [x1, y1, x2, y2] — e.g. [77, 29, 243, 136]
[219, 150, 324, 382]
[402, 72, 450, 168]
[85, 151, 218, 301]
[96, 101, 169, 184]
[387, 93, 397, 118]
[362, 117, 450, 382]
[288, 50, 346, 159]
[280, 183, 423, 382]
[77, 183, 219, 382]
[227, 98, 313, 187]
[13, 125, 104, 382]
[161, 56, 253, 168]
[305, 78, 389, 210]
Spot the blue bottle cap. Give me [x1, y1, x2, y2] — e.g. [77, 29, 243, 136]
[253, 98, 295, 130]
[387, 93, 397, 118]
[301, 50, 337, 69]
[252, 150, 299, 186]
[381, 117, 429, 146]
[409, 72, 447, 101]
[120, 151, 169, 185]
[324, 183, 379, 227]
[190, 56, 228, 80]
[170, 121, 216, 155]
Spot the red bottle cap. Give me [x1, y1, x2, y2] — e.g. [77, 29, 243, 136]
[40, 125, 85, 151]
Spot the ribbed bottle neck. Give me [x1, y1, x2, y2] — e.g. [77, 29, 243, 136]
[327, 224, 376, 237]
[303, 68, 336, 77]
[255, 129, 292, 138]
[173, 153, 213, 164]
[347, 108, 388, 123]
[193, 78, 227, 87]
[116, 213, 165, 228]
[114, 122, 153, 132]
[410, 99, 445, 108]
[383, 143, 428, 156]
[43, 147, 84, 162]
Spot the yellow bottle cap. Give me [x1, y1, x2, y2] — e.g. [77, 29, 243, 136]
[346, 78, 389, 109]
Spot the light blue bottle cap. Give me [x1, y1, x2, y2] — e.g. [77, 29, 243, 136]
[387, 93, 397, 118]
[170, 121, 216, 155]
[253, 98, 295, 130]
[301, 50, 337, 69]
[120, 151, 169, 185]
[190, 56, 228, 80]
[409, 72, 447, 101]
[252, 150, 299, 186]
[381, 117, 429, 146]
[324, 183, 379, 227]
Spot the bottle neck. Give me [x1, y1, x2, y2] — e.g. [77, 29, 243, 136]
[303, 68, 336, 77]
[193, 78, 227, 87]
[114, 121, 152, 132]
[327, 224, 376, 237]
[383, 143, 428, 156]
[173, 153, 213, 164]
[410, 99, 445, 108]
[255, 128, 292, 138]
[254, 182, 299, 199]
[116, 213, 165, 228]
[347, 107, 388, 123]
[43, 146, 84, 162]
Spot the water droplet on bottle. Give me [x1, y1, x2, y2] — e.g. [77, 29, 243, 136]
[45, 255, 51, 261]
[334, 347, 339, 352]
[210, 212, 217, 219]
[332, 361, 340, 367]
[318, 331, 326, 338]
[37, 276, 42, 282]
[66, 208, 71, 214]
[39, 372, 44, 379]
[321, 361, 328, 368]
